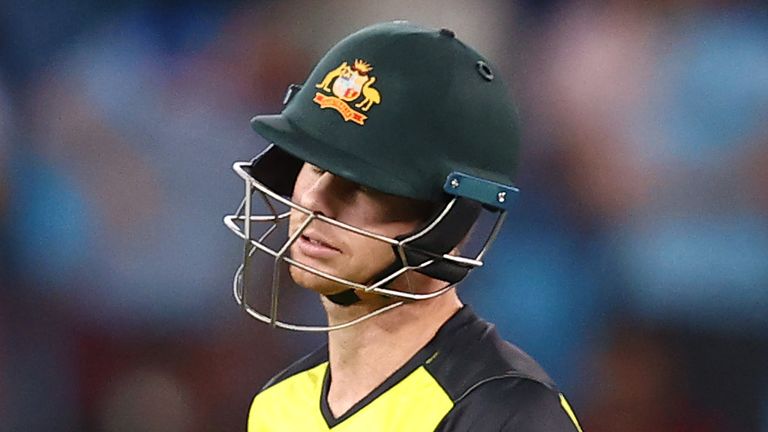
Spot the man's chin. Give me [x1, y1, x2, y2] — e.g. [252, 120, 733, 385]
[288, 267, 354, 296]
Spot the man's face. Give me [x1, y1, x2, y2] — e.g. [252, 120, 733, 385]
[288, 162, 434, 295]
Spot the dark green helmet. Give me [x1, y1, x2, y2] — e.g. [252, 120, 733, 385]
[250, 21, 520, 208]
[225, 21, 521, 331]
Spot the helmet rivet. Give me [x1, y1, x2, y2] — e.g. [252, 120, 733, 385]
[450, 178, 460, 189]
[497, 191, 506, 203]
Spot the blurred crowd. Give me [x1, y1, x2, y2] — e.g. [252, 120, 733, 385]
[1, 0, 767, 431]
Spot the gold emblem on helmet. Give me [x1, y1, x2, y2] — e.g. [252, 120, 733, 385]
[314, 59, 381, 125]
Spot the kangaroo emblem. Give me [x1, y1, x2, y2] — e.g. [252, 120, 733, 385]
[315, 62, 348, 93]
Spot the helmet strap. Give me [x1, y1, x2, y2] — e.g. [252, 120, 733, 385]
[375, 198, 481, 286]
[325, 289, 362, 306]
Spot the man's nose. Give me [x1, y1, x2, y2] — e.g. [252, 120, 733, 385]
[297, 172, 353, 218]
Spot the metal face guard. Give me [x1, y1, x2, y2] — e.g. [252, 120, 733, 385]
[223, 160, 507, 332]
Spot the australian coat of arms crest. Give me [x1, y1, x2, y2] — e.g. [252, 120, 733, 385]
[314, 59, 381, 125]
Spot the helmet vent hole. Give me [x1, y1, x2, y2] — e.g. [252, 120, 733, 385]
[476, 61, 494, 81]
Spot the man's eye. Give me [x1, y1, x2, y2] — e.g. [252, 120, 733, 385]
[357, 184, 381, 196]
[309, 165, 326, 174]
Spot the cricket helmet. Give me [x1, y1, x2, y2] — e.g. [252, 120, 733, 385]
[225, 21, 521, 331]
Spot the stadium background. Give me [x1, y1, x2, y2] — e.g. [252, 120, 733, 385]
[1, 0, 767, 430]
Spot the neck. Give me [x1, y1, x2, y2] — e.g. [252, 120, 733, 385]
[322, 285, 462, 418]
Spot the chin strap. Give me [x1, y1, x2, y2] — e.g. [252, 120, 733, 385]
[325, 289, 362, 306]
